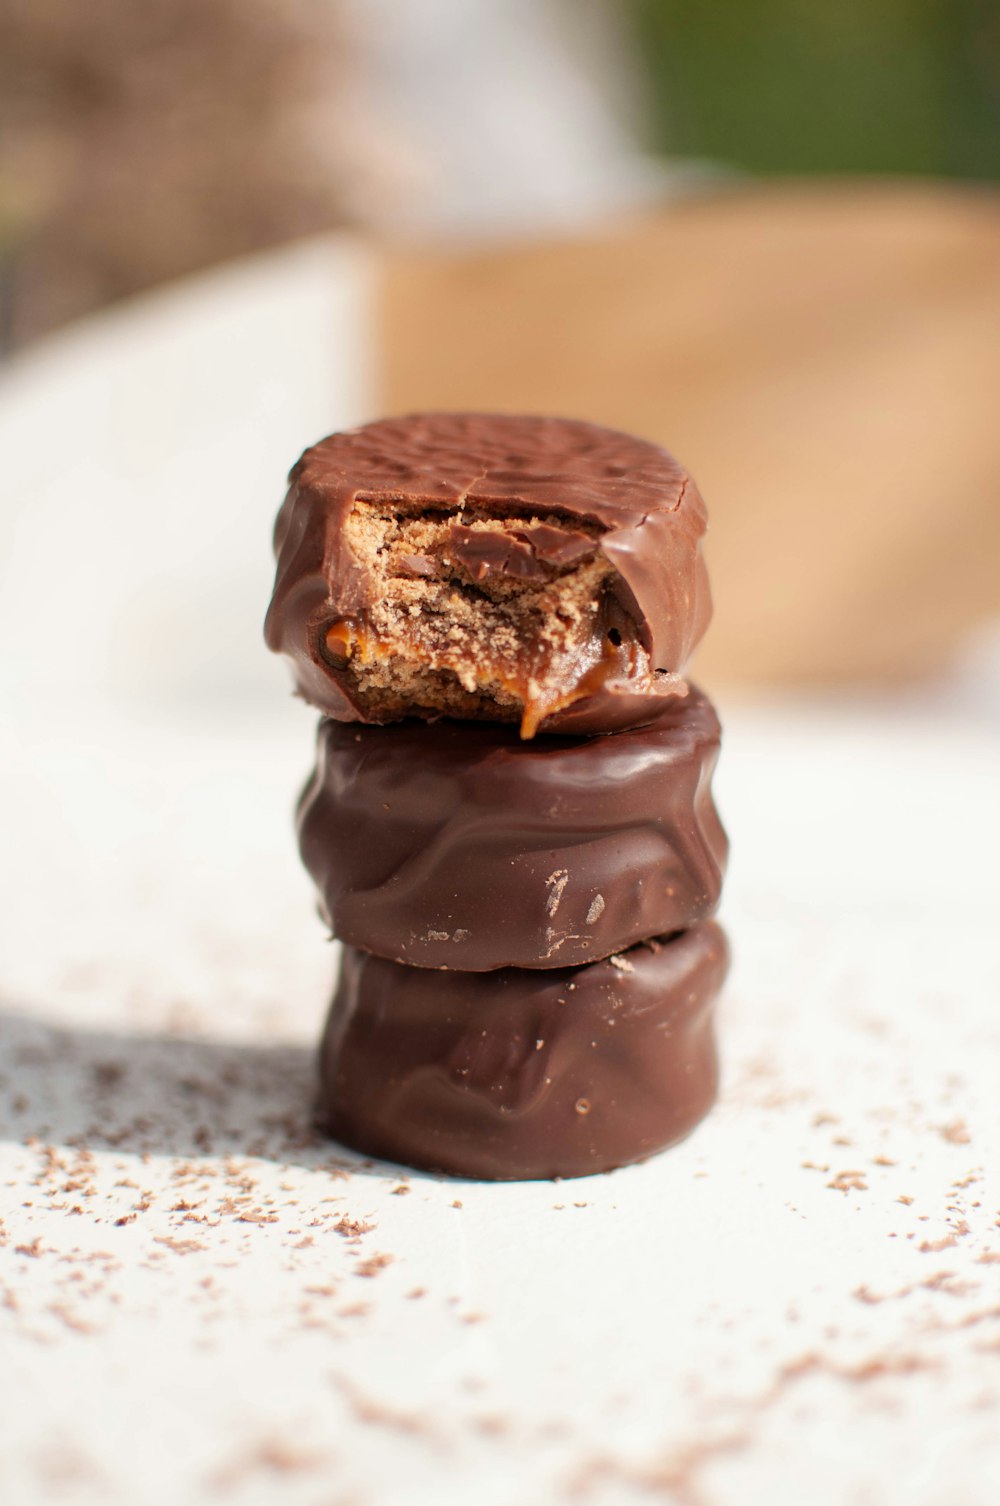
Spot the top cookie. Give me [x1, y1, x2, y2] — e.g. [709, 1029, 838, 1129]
[264, 413, 711, 737]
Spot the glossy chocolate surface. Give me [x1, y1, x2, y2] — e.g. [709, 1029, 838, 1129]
[316, 922, 728, 1181]
[264, 413, 712, 735]
[297, 685, 727, 971]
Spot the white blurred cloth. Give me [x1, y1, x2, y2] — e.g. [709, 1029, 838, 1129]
[0, 235, 374, 720]
[338, 0, 684, 235]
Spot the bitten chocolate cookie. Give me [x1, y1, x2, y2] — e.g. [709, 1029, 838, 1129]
[298, 685, 727, 971]
[316, 922, 729, 1181]
[265, 413, 711, 737]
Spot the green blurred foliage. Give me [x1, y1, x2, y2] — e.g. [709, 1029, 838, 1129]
[630, 0, 1000, 178]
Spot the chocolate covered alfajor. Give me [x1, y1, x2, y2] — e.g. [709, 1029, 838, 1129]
[265, 413, 711, 739]
[317, 924, 729, 1181]
[266, 412, 729, 1179]
[297, 685, 726, 972]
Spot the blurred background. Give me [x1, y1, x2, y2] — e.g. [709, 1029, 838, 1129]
[1, 0, 999, 698]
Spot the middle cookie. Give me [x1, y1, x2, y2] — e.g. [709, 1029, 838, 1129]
[297, 684, 727, 971]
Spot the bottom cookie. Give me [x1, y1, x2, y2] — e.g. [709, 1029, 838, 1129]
[316, 922, 729, 1180]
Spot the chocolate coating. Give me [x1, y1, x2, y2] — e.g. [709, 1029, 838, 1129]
[264, 413, 712, 734]
[297, 685, 727, 971]
[316, 923, 729, 1181]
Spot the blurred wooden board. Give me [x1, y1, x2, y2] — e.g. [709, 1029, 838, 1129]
[381, 182, 1000, 686]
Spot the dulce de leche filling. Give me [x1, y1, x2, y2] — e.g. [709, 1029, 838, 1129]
[320, 505, 652, 737]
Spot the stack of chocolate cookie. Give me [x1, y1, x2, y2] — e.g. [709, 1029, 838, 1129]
[265, 414, 728, 1180]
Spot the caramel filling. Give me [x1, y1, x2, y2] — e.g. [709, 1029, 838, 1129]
[321, 504, 651, 736]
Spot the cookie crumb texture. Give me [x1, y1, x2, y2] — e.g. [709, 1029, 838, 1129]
[333, 502, 630, 737]
[264, 413, 711, 738]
